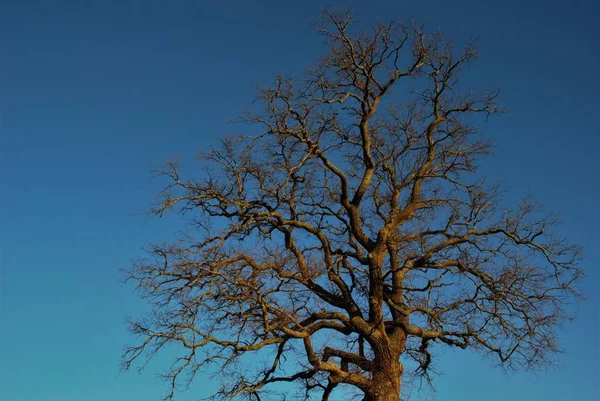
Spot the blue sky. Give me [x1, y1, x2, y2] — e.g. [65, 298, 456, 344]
[1, 1, 598, 400]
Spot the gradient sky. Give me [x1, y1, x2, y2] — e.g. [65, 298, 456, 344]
[1, 1, 599, 400]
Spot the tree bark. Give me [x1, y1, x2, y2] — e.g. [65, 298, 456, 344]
[363, 359, 403, 401]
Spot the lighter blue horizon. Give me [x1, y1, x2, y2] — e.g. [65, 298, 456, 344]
[1, 1, 598, 401]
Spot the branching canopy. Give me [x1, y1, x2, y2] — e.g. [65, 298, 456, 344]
[123, 8, 582, 401]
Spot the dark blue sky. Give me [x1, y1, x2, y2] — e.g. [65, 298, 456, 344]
[1, 1, 598, 400]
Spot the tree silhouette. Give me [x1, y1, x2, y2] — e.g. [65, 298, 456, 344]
[123, 8, 582, 401]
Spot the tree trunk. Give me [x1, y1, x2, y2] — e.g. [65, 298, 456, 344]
[363, 360, 403, 401]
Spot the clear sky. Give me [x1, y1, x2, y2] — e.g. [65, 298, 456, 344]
[1, 1, 598, 400]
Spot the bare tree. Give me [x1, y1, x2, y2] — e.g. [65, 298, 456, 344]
[123, 8, 582, 401]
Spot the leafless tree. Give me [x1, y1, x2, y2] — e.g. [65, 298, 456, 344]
[123, 8, 582, 401]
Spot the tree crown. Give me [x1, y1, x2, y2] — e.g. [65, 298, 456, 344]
[124, 8, 582, 401]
